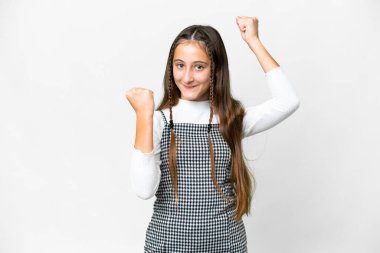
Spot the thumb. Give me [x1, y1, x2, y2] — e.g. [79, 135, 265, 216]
[236, 17, 246, 32]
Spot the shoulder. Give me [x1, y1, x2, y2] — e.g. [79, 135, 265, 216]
[153, 110, 167, 132]
[158, 108, 169, 124]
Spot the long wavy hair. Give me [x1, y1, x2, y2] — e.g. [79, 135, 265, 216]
[157, 25, 256, 221]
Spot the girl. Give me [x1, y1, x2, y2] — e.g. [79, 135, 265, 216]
[126, 16, 300, 253]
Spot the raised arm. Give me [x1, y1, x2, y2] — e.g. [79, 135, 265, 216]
[236, 16, 300, 137]
[126, 88, 162, 199]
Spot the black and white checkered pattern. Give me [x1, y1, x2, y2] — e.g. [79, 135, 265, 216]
[144, 110, 247, 252]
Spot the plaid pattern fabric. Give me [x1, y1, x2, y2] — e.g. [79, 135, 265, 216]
[144, 110, 247, 253]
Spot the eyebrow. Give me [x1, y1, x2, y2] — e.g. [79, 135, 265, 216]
[173, 59, 209, 65]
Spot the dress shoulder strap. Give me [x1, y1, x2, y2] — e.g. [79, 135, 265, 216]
[158, 110, 168, 125]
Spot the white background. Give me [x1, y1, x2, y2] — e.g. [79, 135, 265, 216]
[0, 0, 379, 252]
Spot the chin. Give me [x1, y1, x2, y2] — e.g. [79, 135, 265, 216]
[180, 92, 195, 100]
[181, 95, 197, 101]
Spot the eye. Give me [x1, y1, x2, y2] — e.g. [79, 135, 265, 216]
[175, 63, 184, 69]
[195, 65, 205, 71]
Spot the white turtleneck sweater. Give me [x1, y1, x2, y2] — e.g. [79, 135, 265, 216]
[129, 66, 300, 200]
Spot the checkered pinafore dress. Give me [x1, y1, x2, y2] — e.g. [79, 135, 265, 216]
[144, 110, 247, 253]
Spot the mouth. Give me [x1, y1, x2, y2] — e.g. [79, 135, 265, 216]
[183, 84, 196, 89]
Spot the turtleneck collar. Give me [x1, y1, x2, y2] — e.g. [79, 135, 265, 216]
[177, 98, 210, 110]
[162, 98, 218, 124]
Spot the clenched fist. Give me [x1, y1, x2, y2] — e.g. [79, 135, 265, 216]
[125, 87, 155, 116]
[236, 16, 260, 44]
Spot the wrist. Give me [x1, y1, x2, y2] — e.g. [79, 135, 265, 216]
[247, 38, 262, 52]
[136, 112, 154, 120]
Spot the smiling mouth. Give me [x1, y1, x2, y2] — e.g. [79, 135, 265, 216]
[183, 84, 196, 89]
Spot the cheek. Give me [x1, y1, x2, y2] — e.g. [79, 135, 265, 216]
[172, 69, 181, 82]
[196, 72, 211, 84]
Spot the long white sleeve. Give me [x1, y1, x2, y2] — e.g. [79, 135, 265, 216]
[243, 67, 300, 137]
[129, 111, 164, 200]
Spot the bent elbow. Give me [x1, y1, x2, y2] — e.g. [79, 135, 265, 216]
[290, 97, 301, 113]
[136, 191, 155, 200]
[272, 96, 301, 114]
[132, 186, 157, 200]
[131, 178, 159, 200]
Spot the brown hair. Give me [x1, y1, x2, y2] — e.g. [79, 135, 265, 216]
[157, 25, 256, 221]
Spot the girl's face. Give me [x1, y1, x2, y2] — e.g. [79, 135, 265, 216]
[172, 40, 211, 101]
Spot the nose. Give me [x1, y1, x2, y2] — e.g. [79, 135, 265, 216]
[183, 67, 194, 83]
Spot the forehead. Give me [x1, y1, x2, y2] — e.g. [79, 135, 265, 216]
[173, 40, 210, 62]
